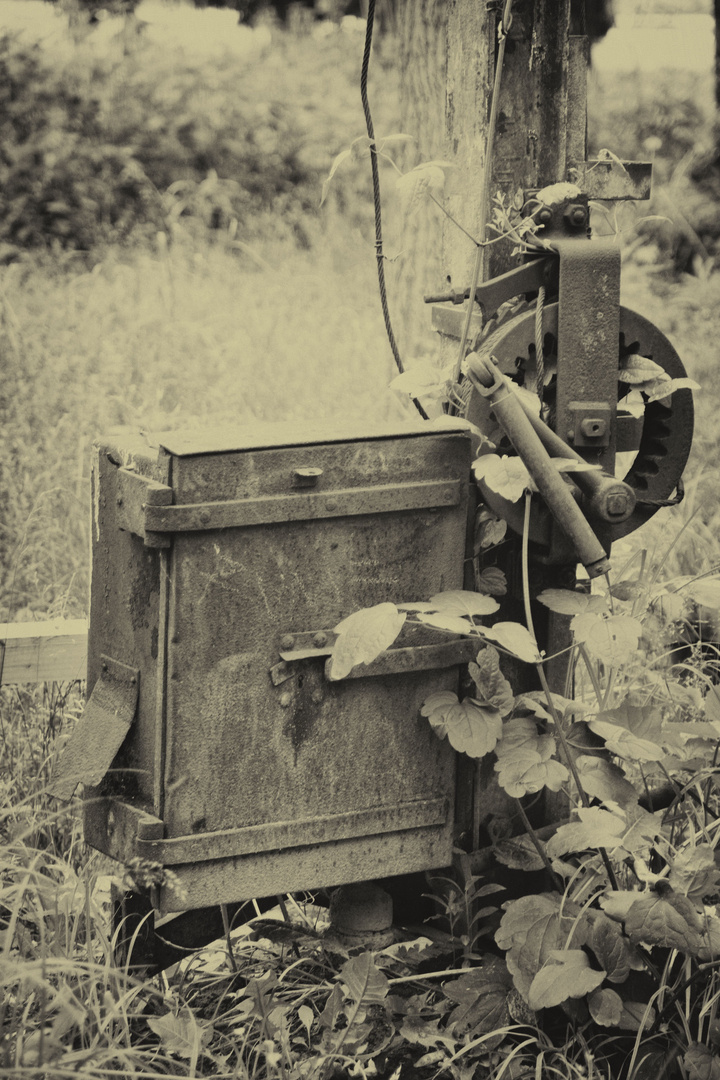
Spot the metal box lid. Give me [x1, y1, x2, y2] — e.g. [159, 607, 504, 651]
[154, 419, 472, 457]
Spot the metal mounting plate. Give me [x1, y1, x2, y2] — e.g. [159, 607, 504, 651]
[49, 656, 139, 801]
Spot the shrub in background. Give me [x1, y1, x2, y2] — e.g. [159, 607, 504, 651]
[0, 20, 385, 254]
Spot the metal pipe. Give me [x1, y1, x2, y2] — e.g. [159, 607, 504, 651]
[513, 394, 636, 524]
[466, 353, 610, 577]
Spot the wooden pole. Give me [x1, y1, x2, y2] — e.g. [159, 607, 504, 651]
[444, 0, 579, 848]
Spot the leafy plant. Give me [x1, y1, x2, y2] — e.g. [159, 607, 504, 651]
[327, 490, 720, 1077]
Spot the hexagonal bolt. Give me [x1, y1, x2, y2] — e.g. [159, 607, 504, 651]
[537, 206, 553, 225]
[312, 631, 328, 648]
[579, 417, 607, 439]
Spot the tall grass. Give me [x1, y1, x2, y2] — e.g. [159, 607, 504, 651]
[0, 230, 415, 623]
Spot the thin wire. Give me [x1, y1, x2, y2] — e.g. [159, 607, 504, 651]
[453, 0, 515, 386]
[535, 285, 545, 400]
[360, 0, 428, 420]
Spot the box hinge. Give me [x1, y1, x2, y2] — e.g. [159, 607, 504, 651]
[48, 656, 140, 801]
[142, 479, 461, 536]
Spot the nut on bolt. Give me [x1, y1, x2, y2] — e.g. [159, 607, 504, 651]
[580, 417, 607, 439]
[564, 203, 587, 228]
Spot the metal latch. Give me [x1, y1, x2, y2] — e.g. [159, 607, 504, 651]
[270, 627, 479, 684]
[49, 656, 140, 801]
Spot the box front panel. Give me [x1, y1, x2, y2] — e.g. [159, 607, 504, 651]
[159, 432, 470, 900]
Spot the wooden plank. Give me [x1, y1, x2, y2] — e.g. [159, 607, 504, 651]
[0, 620, 88, 684]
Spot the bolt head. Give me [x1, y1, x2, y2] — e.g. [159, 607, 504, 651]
[606, 492, 629, 516]
[280, 634, 295, 651]
[326, 499, 338, 512]
[313, 631, 328, 648]
[537, 206, 553, 225]
[199, 509, 211, 524]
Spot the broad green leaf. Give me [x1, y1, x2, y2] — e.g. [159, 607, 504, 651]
[684, 1043, 720, 1080]
[427, 590, 500, 618]
[547, 808, 626, 858]
[619, 353, 666, 384]
[699, 685, 720, 723]
[589, 695, 666, 761]
[476, 508, 508, 549]
[396, 161, 449, 216]
[473, 454, 530, 502]
[537, 589, 608, 616]
[496, 894, 585, 1000]
[297, 1005, 314, 1037]
[418, 611, 476, 635]
[339, 952, 389, 1005]
[147, 1006, 212, 1059]
[494, 835, 547, 872]
[625, 891, 705, 954]
[646, 376, 700, 403]
[610, 579, 644, 601]
[587, 911, 642, 984]
[328, 603, 406, 680]
[587, 987, 623, 1026]
[476, 567, 508, 596]
[444, 958, 513, 1043]
[589, 720, 666, 762]
[571, 613, 642, 664]
[669, 846, 720, 900]
[320, 136, 372, 205]
[468, 645, 514, 715]
[617, 999, 656, 1032]
[699, 916, 720, 961]
[599, 890, 641, 923]
[687, 577, 720, 610]
[390, 362, 453, 400]
[481, 622, 541, 663]
[527, 950, 605, 1011]
[318, 983, 344, 1030]
[575, 756, 638, 809]
[494, 717, 568, 797]
[320, 148, 352, 205]
[515, 691, 582, 721]
[376, 132, 415, 151]
[421, 692, 502, 758]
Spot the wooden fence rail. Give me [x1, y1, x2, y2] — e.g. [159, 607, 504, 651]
[0, 620, 88, 685]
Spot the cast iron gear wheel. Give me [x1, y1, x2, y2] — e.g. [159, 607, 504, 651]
[463, 302, 694, 545]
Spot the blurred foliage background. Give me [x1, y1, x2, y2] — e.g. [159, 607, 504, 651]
[1, 0, 719, 623]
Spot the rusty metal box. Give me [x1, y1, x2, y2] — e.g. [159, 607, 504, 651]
[54, 420, 471, 914]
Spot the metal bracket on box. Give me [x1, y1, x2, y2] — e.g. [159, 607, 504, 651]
[49, 656, 140, 801]
[117, 476, 463, 547]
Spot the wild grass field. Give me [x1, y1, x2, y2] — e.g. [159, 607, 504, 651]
[4, 6, 720, 1078]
